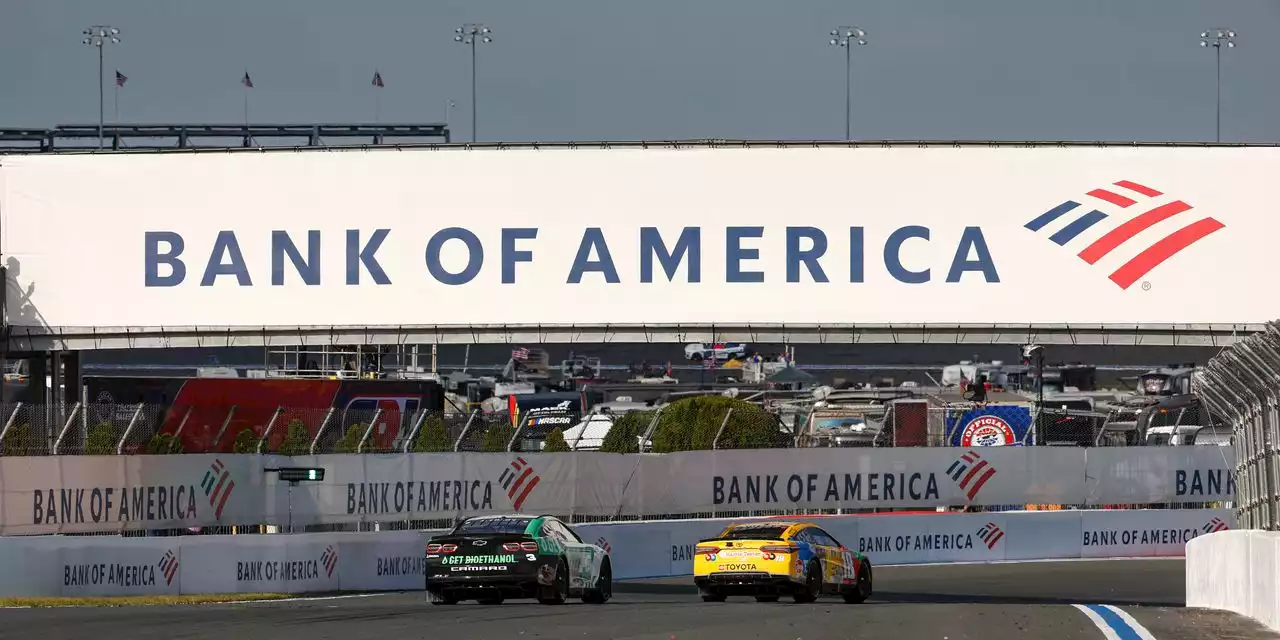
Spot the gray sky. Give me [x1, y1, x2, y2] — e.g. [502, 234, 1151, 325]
[2, 0, 1278, 143]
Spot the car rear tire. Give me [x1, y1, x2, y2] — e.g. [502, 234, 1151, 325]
[793, 561, 821, 604]
[429, 591, 458, 606]
[538, 558, 570, 605]
[842, 561, 872, 604]
[754, 595, 779, 603]
[582, 560, 612, 604]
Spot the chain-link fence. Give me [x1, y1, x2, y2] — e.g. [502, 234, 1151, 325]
[1195, 323, 1280, 531]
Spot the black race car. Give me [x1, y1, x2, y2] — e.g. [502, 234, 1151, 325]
[425, 514, 613, 605]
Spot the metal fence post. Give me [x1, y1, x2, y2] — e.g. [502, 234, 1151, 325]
[0, 402, 23, 451]
[310, 408, 335, 455]
[51, 403, 81, 455]
[638, 407, 665, 453]
[210, 406, 238, 453]
[356, 408, 384, 453]
[401, 409, 428, 453]
[452, 409, 479, 452]
[506, 412, 532, 453]
[255, 407, 284, 454]
[711, 407, 734, 450]
[115, 403, 146, 455]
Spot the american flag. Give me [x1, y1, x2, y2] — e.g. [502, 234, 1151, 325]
[512, 347, 530, 360]
[372, 71, 384, 88]
[115, 71, 127, 87]
[241, 71, 254, 88]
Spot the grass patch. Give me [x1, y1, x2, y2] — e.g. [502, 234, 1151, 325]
[0, 593, 294, 608]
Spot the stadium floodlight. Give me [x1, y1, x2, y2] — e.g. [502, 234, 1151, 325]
[82, 25, 121, 150]
[455, 23, 493, 143]
[1199, 28, 1237, 143]
[828, 26, 868, 141]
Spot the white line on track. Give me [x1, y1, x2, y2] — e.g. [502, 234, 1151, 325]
[1074, 604, 1160, 640]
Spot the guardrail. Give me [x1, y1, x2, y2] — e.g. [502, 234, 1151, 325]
[0, 507, 1233, 597]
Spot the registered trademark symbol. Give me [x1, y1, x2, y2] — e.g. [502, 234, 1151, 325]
[1141, 281, 1152, 291]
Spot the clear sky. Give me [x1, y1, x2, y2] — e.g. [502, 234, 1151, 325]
[2, 0, 1278, 143]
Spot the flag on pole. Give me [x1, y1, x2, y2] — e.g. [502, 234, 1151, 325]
[512, 347, 530, 361]
[372, 71, 384, 88]
[241, 71, 254, 88]
[115, 71, 128, 87]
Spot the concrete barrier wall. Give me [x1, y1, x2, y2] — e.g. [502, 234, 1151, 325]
[1187, 529, 1280, 632]
[0, 508, 1232, 597]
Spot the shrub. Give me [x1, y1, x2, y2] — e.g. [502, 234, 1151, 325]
[599, 410, 656, 453]
[412, 414, 452, 452]
[85, 422, 121, 455]
[1, 423, 31, 456]
[233, 428, 262, 454]
[542, 427, 570, 452]
[482, 422, 515, 452]
[145, 433, 184, 454]
[334, 424, 367, 453]
[276, 420, 311, 455]
[649, 396, 782, 452]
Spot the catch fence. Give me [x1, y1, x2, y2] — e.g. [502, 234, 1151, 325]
[1195, 322, 1280, 531]
[0, 398, 1224, 456]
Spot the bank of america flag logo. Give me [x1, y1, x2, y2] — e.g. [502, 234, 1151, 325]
[499, 456, 541, 511]
[976, 522, 1005, 549]
[946, 451, 997, 501]
[159, 550, 179, 585]
[596, 537, 612, 554]
[321, 545, 338, 577]
[201, 458, 235, 520]
[1024, 180, 1224, 290]
[1203, 517, 1229, 534]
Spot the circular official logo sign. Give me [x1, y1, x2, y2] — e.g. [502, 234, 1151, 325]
[959, 415, 1016, 447]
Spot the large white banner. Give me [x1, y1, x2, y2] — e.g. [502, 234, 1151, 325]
[0, 508, 1237, 596]
[0, 448, 1237, 534]
[3, 146, 1276, 329]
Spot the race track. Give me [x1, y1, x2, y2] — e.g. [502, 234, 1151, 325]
[4, 559, 1276, 640]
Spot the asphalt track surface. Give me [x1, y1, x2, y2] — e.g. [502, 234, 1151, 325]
[3, 559, 1276, 640]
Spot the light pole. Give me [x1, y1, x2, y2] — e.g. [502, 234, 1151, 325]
[829, 26, 867, 141]
[82, 25, 121, 150]
[1200, 28, 1236, 143]
[454, 23, 492, 143]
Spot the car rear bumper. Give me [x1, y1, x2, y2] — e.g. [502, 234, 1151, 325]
[695, 572, 798, 595]
[427, 574, 543, 598]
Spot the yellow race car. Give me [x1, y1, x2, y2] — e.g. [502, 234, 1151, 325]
[693, 521, 873, 603]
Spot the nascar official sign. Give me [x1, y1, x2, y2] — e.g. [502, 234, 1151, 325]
[1, 145, 1275, 329]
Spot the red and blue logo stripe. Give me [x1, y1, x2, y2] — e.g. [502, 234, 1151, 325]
[1025, 180, 1224, 289]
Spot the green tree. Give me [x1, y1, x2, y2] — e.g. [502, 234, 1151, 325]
[145, 433, 184, 454]
[482, 422, 515, 452]
[233, 428, 262, 454]
[649, 396, 782, 452]
[85, 422, 122, 455]
[276, 420, 311, 456]
[1, 423, 31, 456]
[412, 413, 452, 452]
[334, 424, 367, 453]
[542, 427, 571, 452]
[599, 410, 655, 453]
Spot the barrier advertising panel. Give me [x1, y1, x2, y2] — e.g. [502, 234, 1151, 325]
[0, 448, 1236, 534]
[0, 508, 1237, 597]
[3, 146, 1277, 329]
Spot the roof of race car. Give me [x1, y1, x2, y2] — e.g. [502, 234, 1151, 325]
[720, 521, 815, 538]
